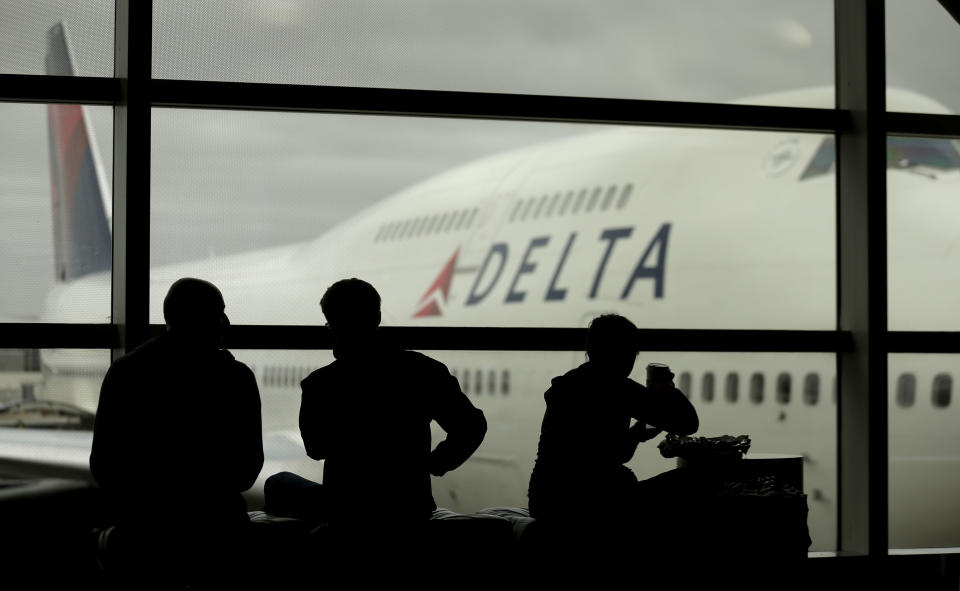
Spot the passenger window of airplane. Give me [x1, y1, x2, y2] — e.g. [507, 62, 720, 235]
[501, 370, 510, 395]
[461, 369, 469, 393]
[702, 372, 715, 403]
[558, 191, 574, 215]
[601, 185, 617, 211]
[488, 370, 496, 395]
[461, 209, 474, 230]
[896, 373, 916, 408]
[519, 199, 534, 221]
[803, 373, 820, 406]
[586, 187, 602, 212]
[532, 195, 548, 219]
[617, 184, 634, 210]
[374, 225, 385, 242]
[776, 372, 791, 404]
[396, 219, 410, 240]
[572, 188, 587, 214]
[466, 208, 479, 228]
[725, 372, 739, 403]
[750, 372, 764, 404]
[545, 192, 561, 217]
[678, 371, 691, 398]
[475, 370, 483, 395]
[436, 212, 448, 232]
[509, 200, 523, 223]
[426, 214, 440, 235]
[933, 373, 952, 409]
[443, 212, 457, 232]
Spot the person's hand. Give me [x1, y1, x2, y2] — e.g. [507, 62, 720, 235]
[649, 371, 675, 391]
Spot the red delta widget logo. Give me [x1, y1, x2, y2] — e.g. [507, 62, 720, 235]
[414, 248, 459, 317]
[412, 224, 671, 318]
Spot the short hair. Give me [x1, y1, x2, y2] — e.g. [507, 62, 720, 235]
[320, 278, 381, 325]
[585, 314, 639, 360]
[163, 278, 224, 328]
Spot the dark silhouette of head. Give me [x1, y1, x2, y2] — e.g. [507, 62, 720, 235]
[163, 278, 228, 349]
[321, 278, 381, 354]
[585, 314, 639, 379]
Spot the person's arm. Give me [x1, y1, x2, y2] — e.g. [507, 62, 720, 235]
[628, 380, 699, 436]
[645, 384, 699, 435]
[299, 373, 332, 461]
[616, 421, 663, 464]
[427, 366, 487, 477]
[89, 363, 125, 491]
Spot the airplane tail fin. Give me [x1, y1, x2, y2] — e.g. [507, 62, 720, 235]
[45, 22, 112, 282]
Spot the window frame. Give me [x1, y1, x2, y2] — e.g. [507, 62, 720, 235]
[5, 0, 960, 559]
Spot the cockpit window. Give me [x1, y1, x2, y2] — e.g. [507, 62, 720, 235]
[800, 136, 960, 180]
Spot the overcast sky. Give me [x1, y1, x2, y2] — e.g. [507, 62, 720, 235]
[1, 1, 958, 318]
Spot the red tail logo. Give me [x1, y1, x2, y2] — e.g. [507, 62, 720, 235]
[414, 248, 459, 318]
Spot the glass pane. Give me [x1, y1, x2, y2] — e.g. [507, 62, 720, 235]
[889, 355, 960, 549]
[154, 1, 833, 107]
[150, 108, 835, 329]
[423, 350, 835, 551]
[0, 1, 114, 77]
[0, 103, 112, 322]
[0, 349, 105, 481]
[236, 348, 836, 552]
[886, 2, 960, 115]
[887, 136, 960, 330]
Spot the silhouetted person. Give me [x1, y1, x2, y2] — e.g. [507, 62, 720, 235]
[528, 313, 698, 516]
[90, 278, 263, 588]
[266, 278, 486, 582]
[270, 278, 486, 519]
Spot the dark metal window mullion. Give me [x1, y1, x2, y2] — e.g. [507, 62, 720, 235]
[111, 0, 152, 360]
[835, 0, 888, 559]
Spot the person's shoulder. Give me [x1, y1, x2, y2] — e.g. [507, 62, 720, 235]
[300, 361, 337, 392]
[398, 349, 449, 374]
[544, 365, 580, 401]
[222, 352, 256, 380]
[109, 335, 165, 372]
[552, 363, 590, 387]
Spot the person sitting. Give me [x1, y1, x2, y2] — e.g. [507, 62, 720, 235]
[527, 313, 699, 521]
[265, 278, 486, 581]
[90, 277, 263, 587]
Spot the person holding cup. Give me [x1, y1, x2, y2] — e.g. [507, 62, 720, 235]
[527, 314, 699, 522]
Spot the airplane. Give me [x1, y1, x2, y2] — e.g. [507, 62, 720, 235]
[4, 21, 960, 553]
